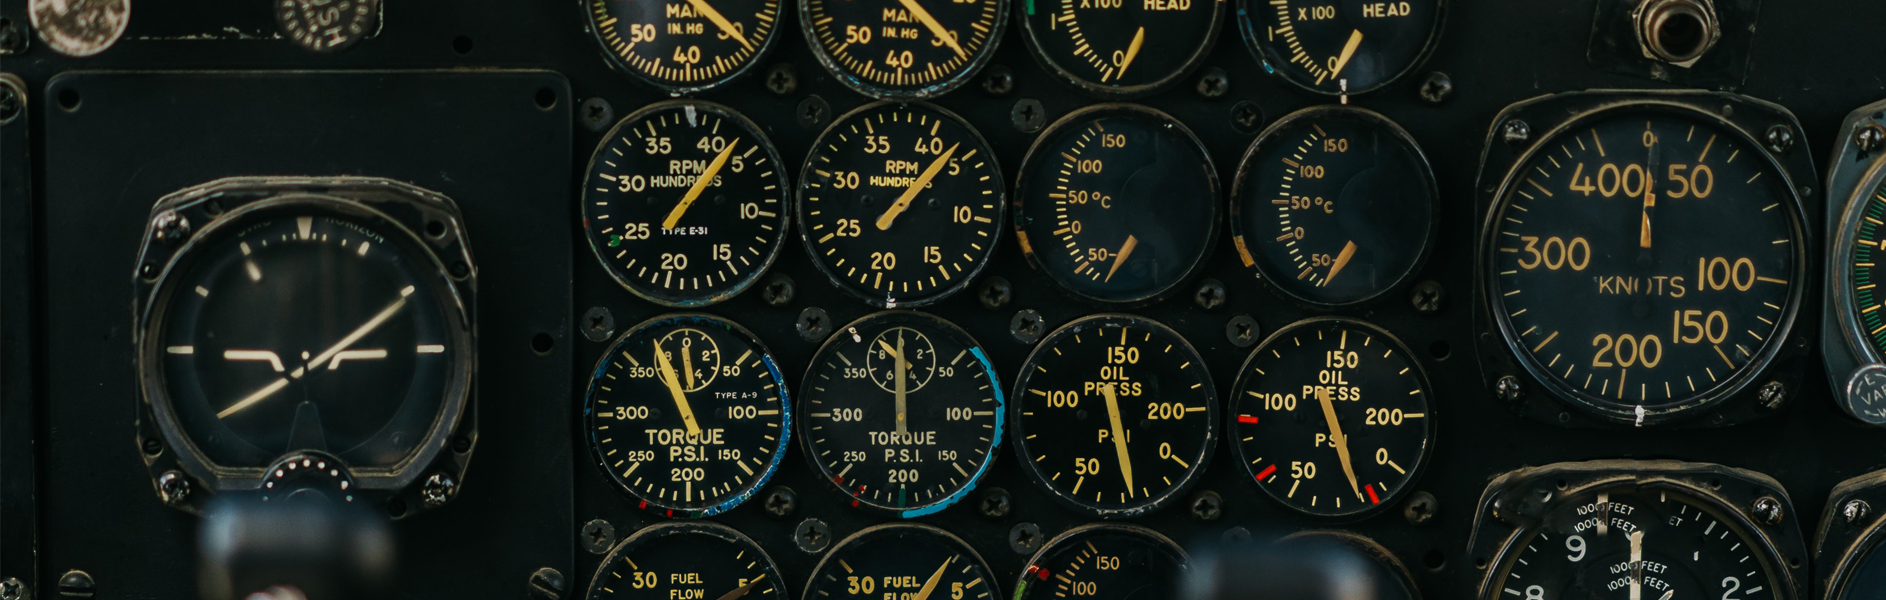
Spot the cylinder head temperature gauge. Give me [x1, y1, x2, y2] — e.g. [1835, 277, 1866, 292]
[1013, 524, 1187, 600]
[1236, 0, 1444, 96]
[585, 522, 787, 600]
[1016, 0, 1225, 97]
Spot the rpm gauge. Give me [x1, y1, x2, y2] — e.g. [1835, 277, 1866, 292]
[1016, 0, 1225, 97]
[1236, 0, 1444, 96]
[585, 522, 786, 600]
[800, 0, 1007, 99]
[1014, 524, 1187, 600]
[584, 0, 784, 93]
[805, 524, 999, 600]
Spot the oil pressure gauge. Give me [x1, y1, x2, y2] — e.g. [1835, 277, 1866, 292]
[1016, 0, 1225, 97]
[1014, 524, 1187, 600]
[805, 524, 998, 600]
[586, 522, 787, 600]
[1236, 0, 1444, 96]
[799, 0, 1007, 99]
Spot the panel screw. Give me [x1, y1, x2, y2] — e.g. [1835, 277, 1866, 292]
[1225, 315, 1260, 347]
[1190, 490, 1223, 521]
[764, 486, 798, 518]
[1009, 309, 1045, 344]
[527, 567, 566, 600]
[1411, 280, 1444, 313]
[765, 63, 798, 96]
[1764, 124, 1794, 154]
[981, 65, 1014, 96]
[1757, 381, 1786, 409]
[1008, 522, 1043, 554]
[978, 277, 1012, 310]
[1751, 496, 1784, 525]
[0, 18, 26, 55]
[1193, 279, 1226, 310]
[153, 211, 192, 243]
[1195, 67, 1229, 99]
[1844, 499, 1871, 526]
[0, 577, 25, 600]
[760, 274, 796, 306]
[157, 470, 191, 506]
[1011, 99, 1045, 133]
[1403, 491, 1438, 525]
[1230, 101, 1264, 135]
[979, 488, 1012, 519]
[580, 97, 614, 133]
[141, 437, 163, 457]
[56, 571, 92, 598]
[1857, 124, 1886, 153]
[797, 95, 830, 129]
[1495, 376, 1525, 403]
[581, 519, 616, 554]
[794, 518, 832, 553]
[581, 306, 615, 343]
[796, 307, 830, 341]
[421, 472, 457, 507]
[1502, 119, 1532, 145]
[1418, 71, 1453, 104]
[0, 86, 19, 125]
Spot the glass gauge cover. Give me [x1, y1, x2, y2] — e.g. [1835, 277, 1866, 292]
[584, 0, 784, 93]
[1014, 524, 1187, 600]
[804, 524, 999, 600]
[797, 102, 1006, 307]
[1016, 0, 1225, 98]
[1483, 108, 1806, 425]
[1230, 318, 1433, 519]
[1014, 104, 1220, 307]
[583, 314, 791, 517]
[799, 0, 1007, 99]
[1010, 314, 1218, 518]
[586, 522, 787, 600]
[1839, 178, 1886, 360]
[1230, 106, 1436, 306]
[1274, 533, 1418, 600]
[583, 101, 792, 307]
[1236, 0, 1444, 95]
[799, 311, 1004, 516]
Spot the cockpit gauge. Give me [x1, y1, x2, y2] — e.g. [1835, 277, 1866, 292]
[1015, 0, 1225, 98]
[1235, 0, 1444, 96]
[584, 0, 784, 93]
[585, 522, 787, 600]
[799, 0, 1007, 99]
[1820, 99, 1886, 426]
[1013, 524, 1187, 600]
[804, 524, 999, 600]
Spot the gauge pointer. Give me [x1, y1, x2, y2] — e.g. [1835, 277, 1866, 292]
[1656, 591, 1673, 600]
[713, 575, 767, 600]
[663, 138, 741, 231]
[893, 333, 909, 435]
[1100, 382, 1135, 495]
[1628, 529, 1645, 600]
[653, 337, 705, 437]
[1641, 141, 1658, 249]
[685, 0, 754, 51]
[1330, 29, 1362, 77]
[876, 143, 959, 230]
[1323, 241, 1358, 286]
[219, 292, 409, 419]
[897, 0, 967, 58]
[683, 337, 697, 390]
[911, 557, 953, 600]
[1315, 387, 1362, 501]
[1104, 235, 1138, 282]
[877, 339, 914, 371]
[1114, 27, 1145, 81]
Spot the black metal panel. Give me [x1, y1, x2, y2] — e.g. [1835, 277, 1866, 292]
[0, 72, 38, 596]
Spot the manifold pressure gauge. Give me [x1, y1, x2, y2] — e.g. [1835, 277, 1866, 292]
[1013, 524, 1188, 600]
[799, 312, 1004, 516]
[585, 522, 787, 600]
[1229, 106, 1437, 307]
[583, 101, 792, 307]
[1236, 0, 1444, 96]
[1230, 317, 1433, 520]
[797, 102, 1006, 307]
[1010, 314, 1218, 518]
[1016, 0, 1225, 98]
[585, 0, 784, 93]
[799, 0, 1008, 99]
[804, 524, 998, 600]
[1014, 104, 1220, 308]
[583, 314, 791, 517]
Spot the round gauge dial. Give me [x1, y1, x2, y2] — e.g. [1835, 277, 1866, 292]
[1487, 484, 1787, 600]
[1485, 110, 1805, 424]
[148, 202, 469, 470]
[805, 524, 999, 600]
[1014, 104, 1220, 307]
[1828, 524, 1886, 600]
[1016, 0, 1224, 97]
[583, 102, 791, 307]
[1840, 180, 1886, 358]
[1230, 107, 1436, 306]
[586, 522, 787, 600]
[1015, 525, 1187, 600]
[1010, 314, 1218, 517]
[582, 314, 791, 517]
[585, 0, 783, 92]
[799, 312, 1004, 517]
[799, 0, 1007, 99]
[1275, 533, 1418, 600]
[1236, 0, 1443, 95]
[1230, 318, 1433, 519]
[798, 102, 1006, 307]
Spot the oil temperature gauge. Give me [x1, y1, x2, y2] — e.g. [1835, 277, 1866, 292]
[1014, 524, 1187, 600]
[1016, 0, 1225, 97]
[1236, 0, 1444, 96]
[805, 524, 998, 600]
[586, 522, 786, 600]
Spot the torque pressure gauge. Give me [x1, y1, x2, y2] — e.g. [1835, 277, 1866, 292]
[1236, 0, 1444, 96]
[1016, 0, 1225, 97]
[1013, 525, 1188, 600]
[799, 312, 1004, 516]
[583, 314, 791, 517]
[804, 524, 999, 600]
[1010, 314, 1217, 518]
[798, 102, 1006, 307]
[1230, 107, 1437, 307]
[1230, 317, 1433, 519]
[1015, 104, 1220, 308]
[583, 101, 791, 307]
[585, 0, 784, 93]
[586, 522, 787, 600]
[799, 0, 1007, 99]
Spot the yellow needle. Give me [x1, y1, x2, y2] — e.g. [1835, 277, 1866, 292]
[1640, 170, 1657, 249]
[662, 138, 740, 231]
[876, 339, 914, 370]
[1324, 241, 1358, 285]
[1115, 27, 1145, 80]
[1104, 235, 1138, 282]
[896, 0, 967, 58]
[685, 0, 753, 51]
[654, 338, 704, 437]
[893, 333, 908, 436]
[876, 143, 958, 230]
[713, 575, 766, 600]
[1330, 29, 1362, 78]
[1316, 388, 1360, 500]
[910, 557, 953, 600]
[1100, 383, 1134, 495]
[682, 338, 696, 390]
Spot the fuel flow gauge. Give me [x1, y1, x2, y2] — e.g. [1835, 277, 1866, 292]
[586, 522, 787, 600]
[805, 524, 999, 600]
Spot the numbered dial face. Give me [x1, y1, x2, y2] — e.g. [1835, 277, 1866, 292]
[586, 523, 787, 600]
[586, 0, 782, 92]
[1017, 0, 1224, 97]
[1832, 532, 1886, 599]
[1231, 108, 1435, 306]
[1010, 314, 1218, 517]
[798, 103, 1006, 307]
[1844, 180, 1886, 356]
[582, 315, 791, 517]
[799, 0, 1007, 99]
[1015, 105, 1220, 307]
[153, 208, 464, 469]
[583, 103, 791, 307]
[1488, 485, 1785, 600]
[1487, 111, 1804, 423]
[1238, 0, 1442, 95]
[799, 312, 1004, 516]
[1229, 318, 1433, 519]
[1014, 525, 1187, 600]
[805, 525, 999, 600]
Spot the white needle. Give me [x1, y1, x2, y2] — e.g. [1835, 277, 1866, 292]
[217, 293, 410, 419]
